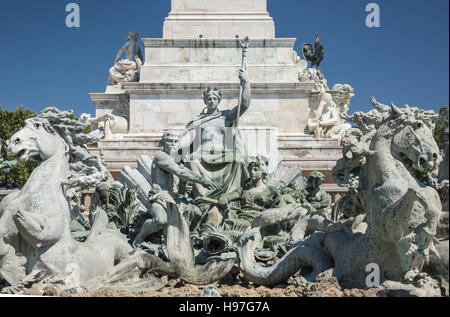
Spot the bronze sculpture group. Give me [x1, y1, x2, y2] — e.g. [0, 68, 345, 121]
[0, 34, 448, 297]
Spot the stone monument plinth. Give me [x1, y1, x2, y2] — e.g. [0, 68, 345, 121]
[163, 0, 275, 39]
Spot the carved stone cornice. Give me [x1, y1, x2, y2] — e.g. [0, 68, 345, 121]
[123, 82, 314, 94]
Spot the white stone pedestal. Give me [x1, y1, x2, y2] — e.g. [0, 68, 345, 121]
[163, 0, 275, 39]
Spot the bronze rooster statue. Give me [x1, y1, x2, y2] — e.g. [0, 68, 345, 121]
[302, 35, 324, 68]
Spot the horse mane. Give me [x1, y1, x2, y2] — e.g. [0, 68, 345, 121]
[343, 100, 438, 155]
[334, 99, 438, 187]
[37, 107, 108, 193]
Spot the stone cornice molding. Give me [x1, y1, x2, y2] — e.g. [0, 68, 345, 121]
[123, 82, 314, 94]
[89, 93, 129, 104]
[141, 38, 296, 48]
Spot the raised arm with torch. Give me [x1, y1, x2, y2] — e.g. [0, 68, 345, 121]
[234, 36, 251, 156]
[176, 36, 251, 202]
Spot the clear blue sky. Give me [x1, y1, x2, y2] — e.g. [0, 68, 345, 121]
[0, 0, 448, 117]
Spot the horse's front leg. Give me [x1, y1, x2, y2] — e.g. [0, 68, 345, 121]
[400, 187, 442, 281]
[13, 209, 64, 249]
[402, 187, 441, 240]
[414, 187, 442, 236]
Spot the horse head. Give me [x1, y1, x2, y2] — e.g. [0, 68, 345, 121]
[6, 117, 67, 163]
[387, 104, 441, 174]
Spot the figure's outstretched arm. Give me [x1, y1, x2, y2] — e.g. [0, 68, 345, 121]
[218, 189, 241, 206]
[156, 154, 222, 191]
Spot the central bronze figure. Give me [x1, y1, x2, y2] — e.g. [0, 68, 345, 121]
[177, 38, 252, 202]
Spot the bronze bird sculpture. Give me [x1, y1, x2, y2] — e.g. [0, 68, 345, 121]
[302, 35, 324, 68]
